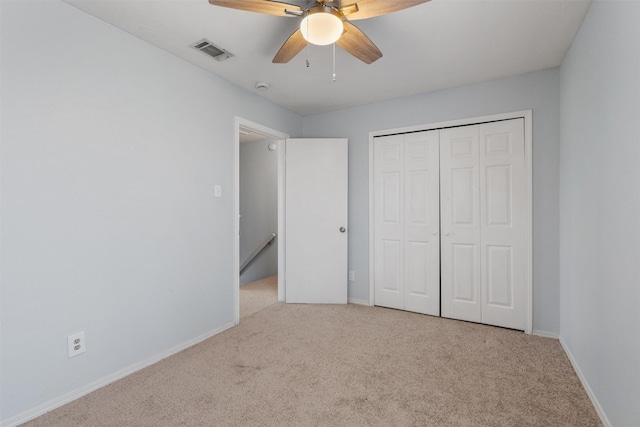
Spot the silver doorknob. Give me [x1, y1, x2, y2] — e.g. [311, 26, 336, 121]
[339, 227, 346, 233]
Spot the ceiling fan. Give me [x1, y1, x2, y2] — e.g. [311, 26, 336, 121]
[208, 0, 431, 64]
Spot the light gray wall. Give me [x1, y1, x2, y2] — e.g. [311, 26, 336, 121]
[558, 1, 640, 425]
[6, 0, 636, 424]
[303, 69, 561, 334]
[239, 139, 278, 285]
[0, 1, 301, 422]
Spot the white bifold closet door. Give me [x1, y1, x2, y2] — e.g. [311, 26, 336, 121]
[374, 130, 440, 316]
[440, 119, 526, 330]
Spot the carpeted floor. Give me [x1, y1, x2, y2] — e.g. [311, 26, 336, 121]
[240, 275, 278, 319]
[24, 298, 601, 426]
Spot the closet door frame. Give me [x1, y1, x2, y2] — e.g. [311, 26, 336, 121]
[368, 110, 533, 334]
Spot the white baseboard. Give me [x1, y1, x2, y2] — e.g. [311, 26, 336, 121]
[532, 329, 559, 339]
[1, 322, 236, 427]
[348, 297, 370, 306]
[559, 337, 613, 427]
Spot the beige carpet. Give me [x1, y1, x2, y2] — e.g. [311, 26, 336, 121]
[240, 275, 278, 319]
[25, 303, 601, 426]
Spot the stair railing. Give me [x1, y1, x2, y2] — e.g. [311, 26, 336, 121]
[240, 232, 277, 275]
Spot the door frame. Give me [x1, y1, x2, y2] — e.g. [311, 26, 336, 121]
[368, 110, 533, 334]
[234, 117, 289, 325]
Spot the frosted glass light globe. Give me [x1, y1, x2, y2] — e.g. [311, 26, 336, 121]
[300, 10, 344, 46]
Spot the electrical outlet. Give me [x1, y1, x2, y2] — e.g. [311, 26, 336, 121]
[349, 271, 355, 282]
[68, 331, 85, 358]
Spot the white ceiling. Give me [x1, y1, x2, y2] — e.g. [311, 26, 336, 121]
[65, 0, 591, 116]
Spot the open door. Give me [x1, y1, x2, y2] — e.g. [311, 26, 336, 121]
[285, 138, 348, 304]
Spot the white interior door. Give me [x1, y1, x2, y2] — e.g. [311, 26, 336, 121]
[404, 131, 441, 315]
[374, 131, 440, 315]
[440, 125, 482, 323]
[285, 138, 348, 304]
[441, 119, 526, 330]
[479, 119, 526, 329]
[374, 134, 404, 309]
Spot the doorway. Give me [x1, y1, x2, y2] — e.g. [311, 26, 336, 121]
[234, 121, 350, 323]
[234, 118, 288, 324]
[239, 130, 278, 319]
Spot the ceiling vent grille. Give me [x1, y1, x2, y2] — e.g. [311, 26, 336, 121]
[190, 39, 234, 62]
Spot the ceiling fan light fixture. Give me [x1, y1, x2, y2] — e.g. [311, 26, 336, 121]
[300, 6, 344, 46]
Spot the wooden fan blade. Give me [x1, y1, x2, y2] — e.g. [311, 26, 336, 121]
[273, 29, 308, 63]
[342, 0, 431, 20]
[336, 21, 382, 64]
[208, 0, 298, 17]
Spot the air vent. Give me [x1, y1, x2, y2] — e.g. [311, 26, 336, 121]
[190, 39, 234, 62]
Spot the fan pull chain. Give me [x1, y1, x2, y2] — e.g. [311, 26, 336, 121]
[332, 43, 336, 82]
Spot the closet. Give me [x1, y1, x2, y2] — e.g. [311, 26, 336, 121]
[373, 118, 527, 330]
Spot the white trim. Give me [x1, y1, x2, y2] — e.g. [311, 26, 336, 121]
[559, 338, 613, 427]
[277, 138, 286, 302]
[524, 110, 533, 335]
[348, 297, 371, 306]
[234, 118, 289, 323]
[368, 111, 532, 139]
[532, 330, 559, 339]
[368, 110, 533, 333]
[1, 322, 235, 427]
[368, 135, 375, 306]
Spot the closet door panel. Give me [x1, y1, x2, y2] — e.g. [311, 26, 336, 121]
[486, 245, 512, 306]
[440, 126, 482, 323]
[480, 119, 526, 330]
[404, 131, 440, 315]
[406, 241, 429, 293]
[374, 135, 405, 310]
[451, 243, 477, 301]
[374, 131, 440, 315]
